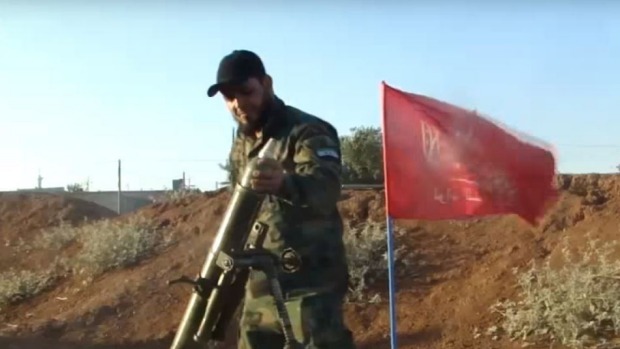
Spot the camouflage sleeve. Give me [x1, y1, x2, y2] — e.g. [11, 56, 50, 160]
[277, 122, 342, 215]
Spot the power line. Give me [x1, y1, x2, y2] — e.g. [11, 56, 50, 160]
[0, 158, 228, 165]
[556, 143, 620, 149]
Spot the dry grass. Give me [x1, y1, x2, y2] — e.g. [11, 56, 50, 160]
[490, 236, 620, 348]
[152, 188, 203, 204]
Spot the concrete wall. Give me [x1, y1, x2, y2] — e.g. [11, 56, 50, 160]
[4, 183, 384, 215]
[3, 189, 168, 215]
[66, 191, 167, 214]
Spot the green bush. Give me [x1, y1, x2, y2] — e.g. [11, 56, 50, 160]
[343, 221, 411, 303]
[340, 126, 384, 185]
[0, 215, 173, 312]
[490, 237, 620, 348]
[69, 215, 173, 278]
[0, 268, 58, 311]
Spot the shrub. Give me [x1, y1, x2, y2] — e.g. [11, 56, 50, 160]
[32, 215, 173, 280]
[490, 237, 620, 348]
[152, 188, 203, 204]
[69, 215, 173, 279]
[0, 267, 58, 311]
[0, 215, 173, 312]
[33, 220, 80, 250]
[343, 221, 411, 303]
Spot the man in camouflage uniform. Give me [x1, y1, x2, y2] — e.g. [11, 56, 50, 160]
[207, 50, 356, 349]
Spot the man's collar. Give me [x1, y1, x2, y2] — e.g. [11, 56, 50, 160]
[260, 96, 287, 138]
[237, 95, 288, 141]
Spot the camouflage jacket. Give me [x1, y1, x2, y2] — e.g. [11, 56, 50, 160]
[228, 96, 349, 297]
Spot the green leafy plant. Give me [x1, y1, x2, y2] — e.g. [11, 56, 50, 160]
[491, 237, 620, 348]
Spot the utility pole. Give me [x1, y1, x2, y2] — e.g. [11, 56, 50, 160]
[37, 170, 43, 189]
[117, 159, 121, 214]
[182, 171, 186, 190]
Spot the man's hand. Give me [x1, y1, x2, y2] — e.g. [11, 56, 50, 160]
[250, 157, 285, 194]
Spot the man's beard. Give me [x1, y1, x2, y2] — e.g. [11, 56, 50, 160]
[237, 112, 268, 136]
[236, 96, 273, 136]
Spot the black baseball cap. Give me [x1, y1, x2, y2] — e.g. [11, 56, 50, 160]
[207, 50, 267, 97]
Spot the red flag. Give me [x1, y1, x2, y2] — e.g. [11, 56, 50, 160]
[380, 82, 558, 225]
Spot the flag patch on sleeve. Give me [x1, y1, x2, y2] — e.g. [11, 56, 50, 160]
[316, 148, 339, 159]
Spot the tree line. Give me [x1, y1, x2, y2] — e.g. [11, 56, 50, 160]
[219, 126, 384, 185]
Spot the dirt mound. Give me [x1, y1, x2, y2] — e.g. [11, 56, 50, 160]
[0, 192, 118, 240]
[0, 192, 118, 271]
[1, 175, 620, 349]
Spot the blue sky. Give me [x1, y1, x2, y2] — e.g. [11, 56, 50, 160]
[1, 1, 619, 191]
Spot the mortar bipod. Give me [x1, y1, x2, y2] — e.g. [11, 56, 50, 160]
[216, 248, 304, 349]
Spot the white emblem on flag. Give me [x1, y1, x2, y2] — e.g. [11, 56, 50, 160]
[421, 120, 441, 164]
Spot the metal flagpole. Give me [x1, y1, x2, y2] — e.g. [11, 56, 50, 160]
[386, 215, 398, 349]
[380, 80, 398, 349]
